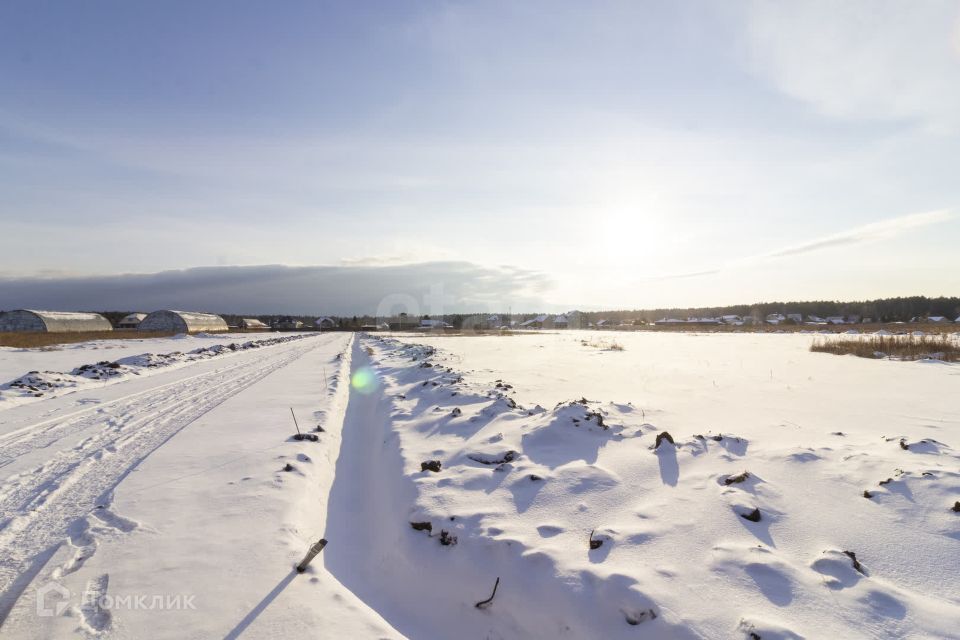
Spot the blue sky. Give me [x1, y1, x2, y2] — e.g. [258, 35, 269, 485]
[1, 1, 958, 313]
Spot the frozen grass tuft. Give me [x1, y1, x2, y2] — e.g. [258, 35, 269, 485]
[580, 338, 625, 351]
[810, 333, 960, 362]
[0, 331, 176, 349]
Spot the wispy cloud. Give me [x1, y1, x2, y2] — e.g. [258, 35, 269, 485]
[764, 209, 954, 259]
[633, 209, 954, 282]
[637, 268, 723, 282]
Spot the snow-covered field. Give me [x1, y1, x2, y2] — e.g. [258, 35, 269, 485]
[1, 330, 958, 638]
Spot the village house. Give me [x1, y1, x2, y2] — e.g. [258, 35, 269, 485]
[117, 313, 147, 329]
[238, 318, 269, 330]
[315, 317, 336, 330]
[520, 314, 548, 329]
[273, 317, 303, 330]
[419, 319, 452, 330]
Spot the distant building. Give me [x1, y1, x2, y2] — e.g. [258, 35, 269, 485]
[825, 316, 846, 325]
[238, 318, 269, 330]
[786, 313, 803, 324]
[419, 319, 452, 330]
[315, 317, 336, 330]
[0, 309, 113, 333]
[806, 315, 826, 323]
[460, 314, 502, 331]
[138, 310, 228, 333]
[565, 310, 585, 329]
[520, 314, 548, 329]
[927, 316, 949, 323]
[721, 315, 743, 325]
[766, 313, 786, 325]
[274, 317, 304, 330]
[117, 313, 147, 329]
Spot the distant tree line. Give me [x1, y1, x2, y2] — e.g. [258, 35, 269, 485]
[607, 296, 960, 324]
[92, 296, 959, 330]
[444, 296, 960, 327]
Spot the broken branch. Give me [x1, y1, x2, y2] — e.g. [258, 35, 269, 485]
[475, 577, 500, 609]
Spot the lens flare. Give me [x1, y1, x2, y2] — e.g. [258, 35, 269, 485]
[350, 367, 378, 394]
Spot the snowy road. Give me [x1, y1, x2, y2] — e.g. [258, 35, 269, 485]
[0, 334, 325, 625]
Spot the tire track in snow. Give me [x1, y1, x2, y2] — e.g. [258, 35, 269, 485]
[0, 336, 327, 626]
[0, 337, 324, 465]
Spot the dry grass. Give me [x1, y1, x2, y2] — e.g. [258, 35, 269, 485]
[0, 331, 177, 349]
[650, 323, 957, 335]
[810, 333, 960, 362]
[581, 338, 625, 351]
[392, 329, 523, 337]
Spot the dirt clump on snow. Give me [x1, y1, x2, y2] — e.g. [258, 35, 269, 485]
[740, 507, 762, 522]
[724, 471, 750, 485]
[654, 431, 675, 448]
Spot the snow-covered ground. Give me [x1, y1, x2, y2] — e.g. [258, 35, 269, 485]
[325, 331, 959, 639]
[0, 332, 307, 383]
[0, 333, 320, 409]
[1, 329, 958, 638]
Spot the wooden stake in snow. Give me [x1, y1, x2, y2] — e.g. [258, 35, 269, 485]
[475, 577, 500, 609]
[290, 408, 318, 441]
[296, 538, 328, 573]
[290, 407, 302, 436]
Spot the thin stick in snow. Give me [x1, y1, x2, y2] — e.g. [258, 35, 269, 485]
[475, 577, 500, 609]
[290, 407, 301, 436]
[290, 408, 318, 441]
